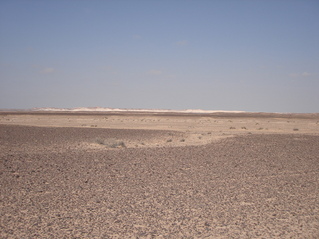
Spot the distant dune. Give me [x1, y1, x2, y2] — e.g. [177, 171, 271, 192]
[31, 107, 246, 114]
[1, 107, 318, 119]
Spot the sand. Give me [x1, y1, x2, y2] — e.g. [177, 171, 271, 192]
[1, 111, 319, 238]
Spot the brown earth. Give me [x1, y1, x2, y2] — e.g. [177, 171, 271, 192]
[0, 112, 319, 238]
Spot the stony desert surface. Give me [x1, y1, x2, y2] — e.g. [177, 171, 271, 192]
[1, 111, 319, 238]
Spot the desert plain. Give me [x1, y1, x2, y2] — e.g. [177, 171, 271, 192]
[1, 111, 319, 238]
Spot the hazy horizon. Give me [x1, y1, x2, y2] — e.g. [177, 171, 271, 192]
[1, 0, 318, 113]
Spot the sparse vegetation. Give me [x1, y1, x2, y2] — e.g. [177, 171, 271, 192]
[95, 138, 126, 148]
[180, 139, 185, 142]
[241, 127, 247, 130]
[293, 128, 299, 131]
[95, 138, 105, 145]
[230, 127, 236, 129]
[167, 139, 173, 142]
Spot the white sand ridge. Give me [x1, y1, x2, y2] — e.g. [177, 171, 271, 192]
[31, 107, 245, 114]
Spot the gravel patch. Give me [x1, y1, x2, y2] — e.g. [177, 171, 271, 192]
[1, 125, 319, 238]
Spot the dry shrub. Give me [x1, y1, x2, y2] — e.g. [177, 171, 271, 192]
[95, 138, 126, 148]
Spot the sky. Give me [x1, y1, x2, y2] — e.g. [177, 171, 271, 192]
[0, 0, 318, 113]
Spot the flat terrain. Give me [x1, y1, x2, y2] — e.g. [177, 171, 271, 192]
[1, 111, 319, 238]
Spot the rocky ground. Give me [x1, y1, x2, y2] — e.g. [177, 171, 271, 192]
[1, 124, 319, 238]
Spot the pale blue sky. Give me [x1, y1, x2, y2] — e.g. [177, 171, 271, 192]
[1, 0, 318, 112]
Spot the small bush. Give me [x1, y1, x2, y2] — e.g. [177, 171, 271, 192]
[95, 138, 126, 148]
[230, 127, 236, 129]
[293, 128, 299, 131]
[167, 139, 172, 142]
[96, 138, 105, 145]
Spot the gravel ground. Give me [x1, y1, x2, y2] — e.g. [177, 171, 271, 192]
[1, 125, 319, 238]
